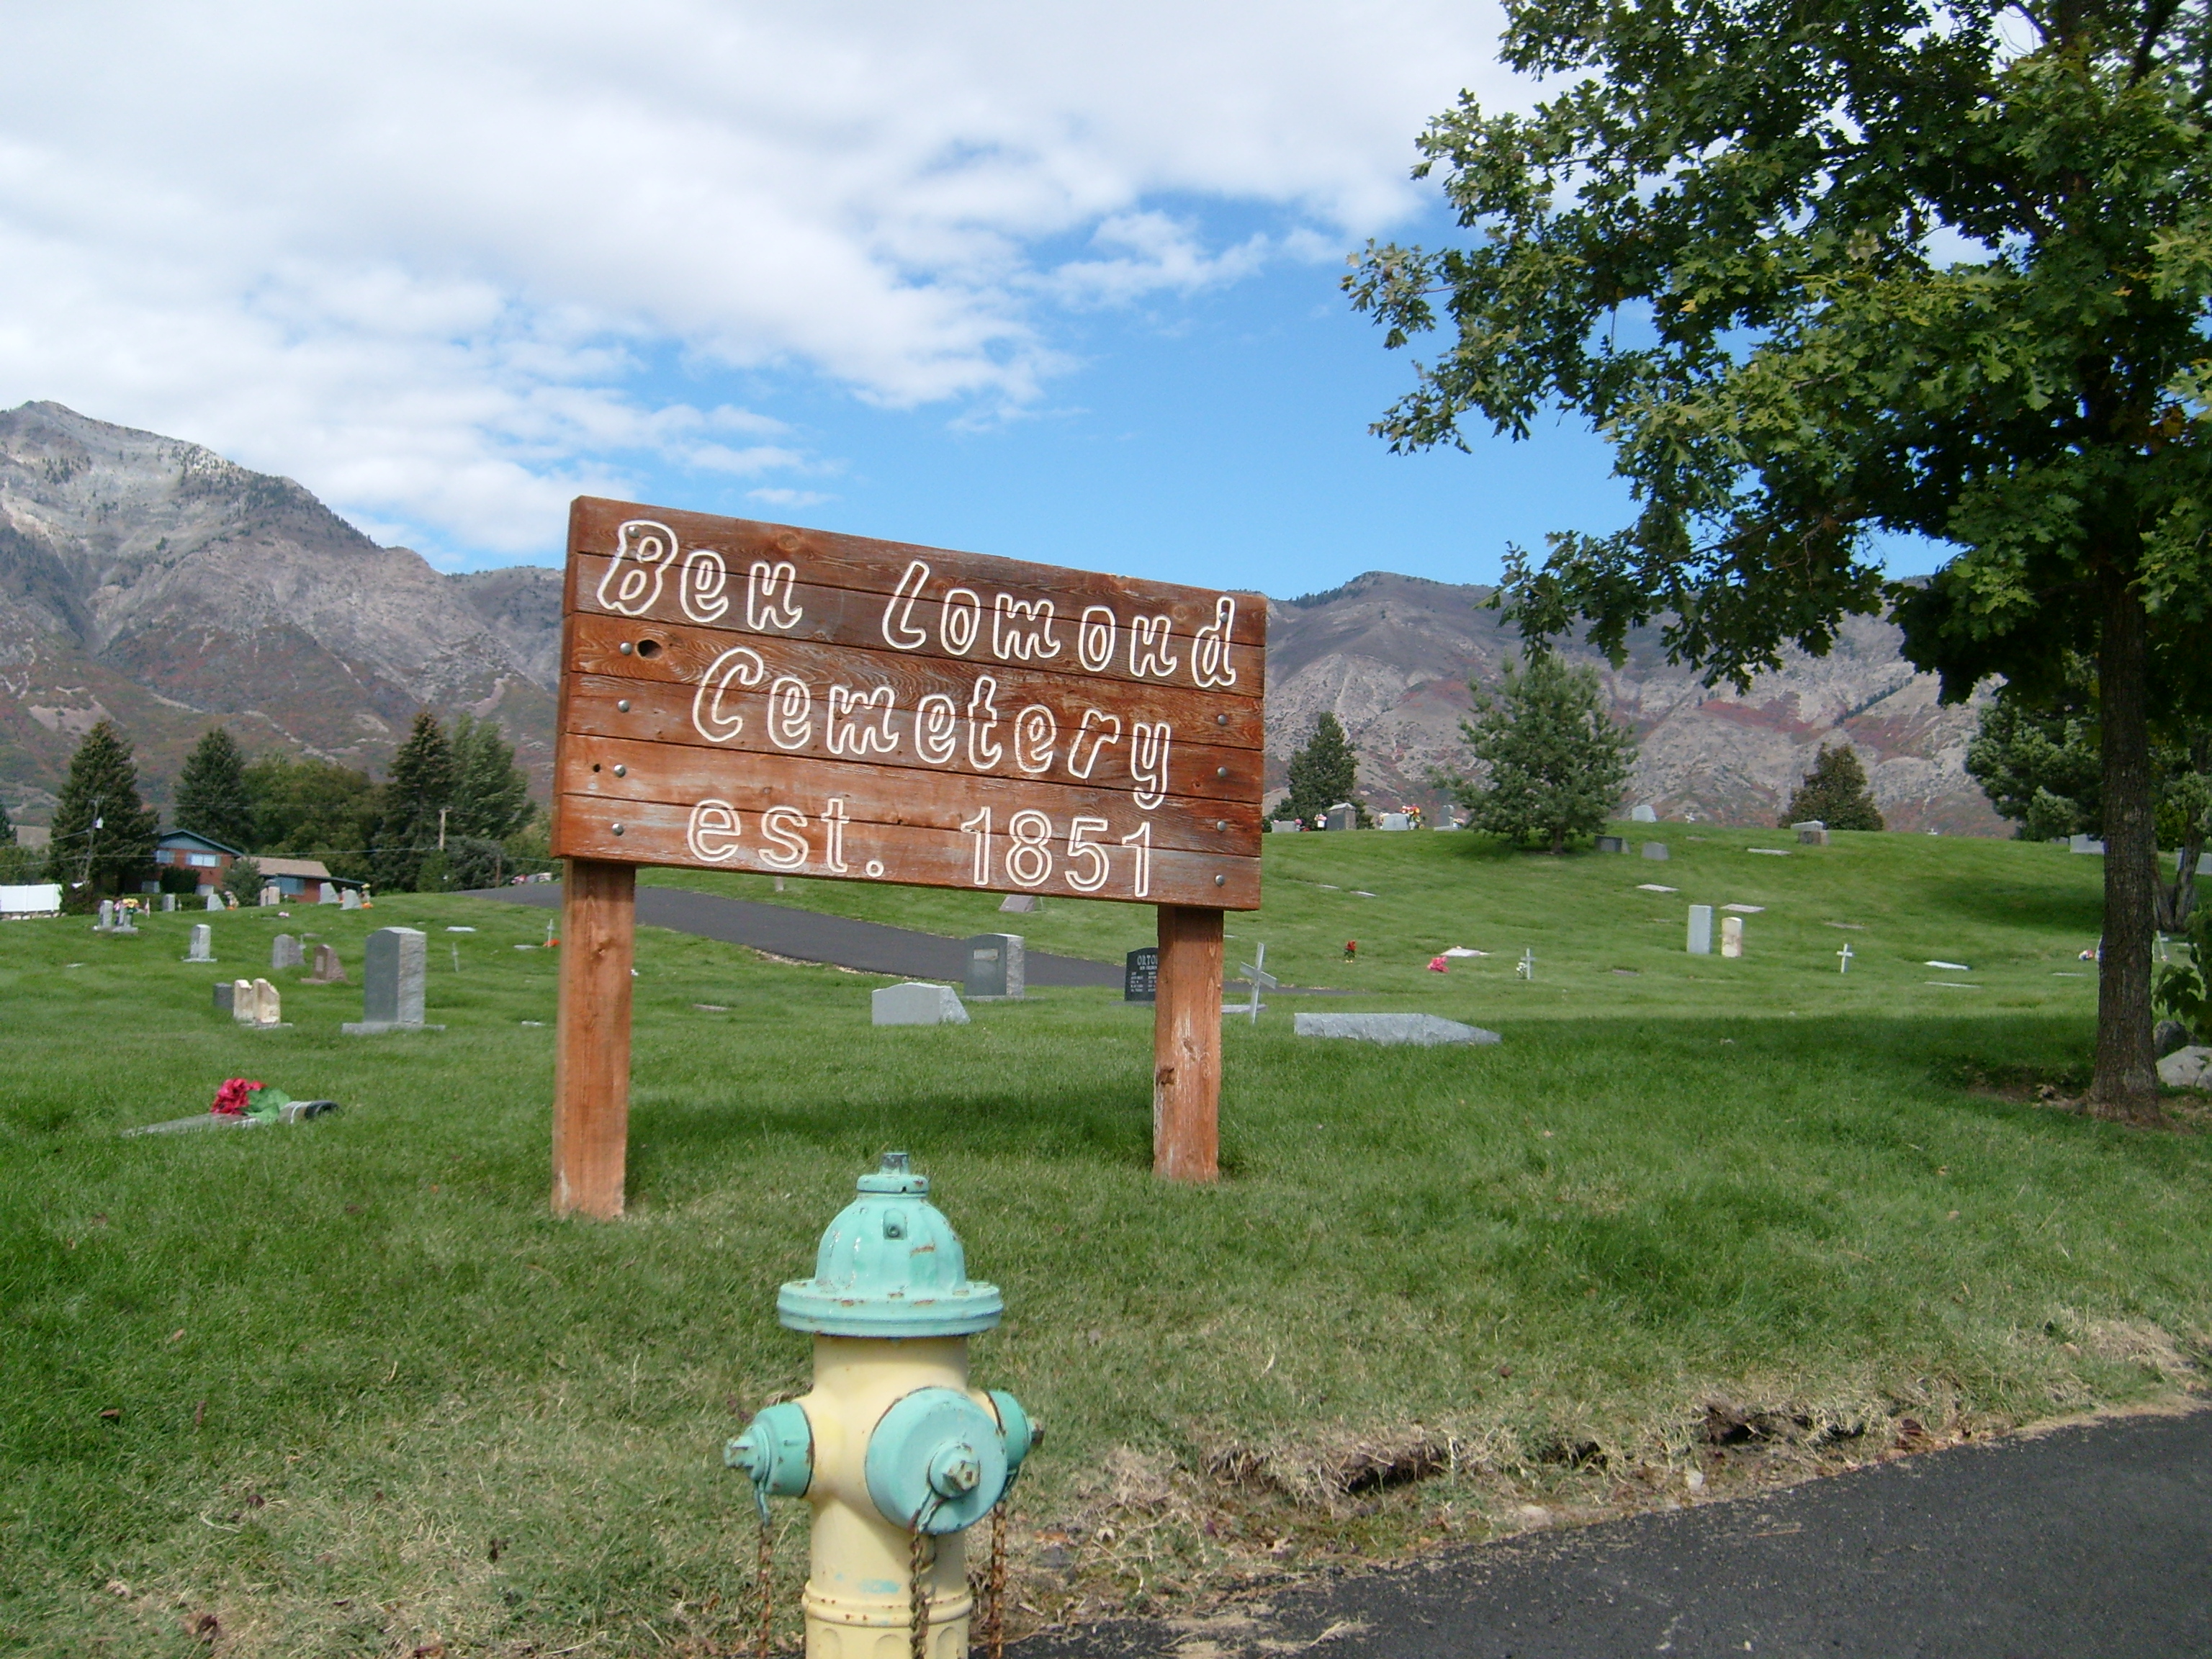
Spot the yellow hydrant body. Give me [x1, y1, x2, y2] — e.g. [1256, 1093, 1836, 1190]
[726, 1155, 1038, 1659]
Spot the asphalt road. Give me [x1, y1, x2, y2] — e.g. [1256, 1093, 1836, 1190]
[1017, 1408, 2212, 1659]
[467, 883, 1125, 986]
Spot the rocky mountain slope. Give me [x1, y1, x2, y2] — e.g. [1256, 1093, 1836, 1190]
[0, 403, 2002, 835]
[1266, 572, 2001, 835]
[0, 402, 559, 822]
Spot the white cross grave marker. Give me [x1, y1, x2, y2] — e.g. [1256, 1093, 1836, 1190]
[1838, 943, 1853, 974]
[1517, 948, 1536, 981]
[1234, 941, 1277, 1024]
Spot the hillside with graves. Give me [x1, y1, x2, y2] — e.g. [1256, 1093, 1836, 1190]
[1, 402, 2002, 835]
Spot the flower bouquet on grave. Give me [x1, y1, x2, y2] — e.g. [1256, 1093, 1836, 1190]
[210, 1078, 293, 1123]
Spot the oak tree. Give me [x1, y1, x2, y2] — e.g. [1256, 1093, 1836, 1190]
[1349, 0, 2212, 1117]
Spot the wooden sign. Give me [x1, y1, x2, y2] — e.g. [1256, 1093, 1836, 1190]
[549, 498, 1266, 1217]
[551, 498, 1263, 907]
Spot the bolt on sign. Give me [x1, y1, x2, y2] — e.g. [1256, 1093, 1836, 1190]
[554, 500, 1264, 904]
[549, 498, 1265, 1216]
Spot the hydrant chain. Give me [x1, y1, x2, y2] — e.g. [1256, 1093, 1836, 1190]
[908, 1525, 930, 1659]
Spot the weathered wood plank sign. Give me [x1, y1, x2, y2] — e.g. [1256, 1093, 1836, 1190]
[549, 498, 1264, 1215]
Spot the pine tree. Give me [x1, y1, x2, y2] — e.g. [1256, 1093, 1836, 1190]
[449, 715, 533, 841]
[45, 721, 161, 898]
[1284, 712, 1363, 824]
[1782, 744, 1885, 832]
[375, 712, 456, 891]
[0, 796, 14, 843]
[173, 727, 255, 851]
[1439, 652, 1635, 854]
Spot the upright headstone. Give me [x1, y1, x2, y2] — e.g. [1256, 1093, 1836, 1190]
[259, 886, 279, 907]
[161, 892, 177, 912]
[213, 980, 235, 1014]
[341, 888, 361, 911]
[1720, 915, 1745, 958]
[1687, 904, 1713, 956]
[1379, 811, 1410, 832]
[232, 979, 256, 1024]
[1270, 819, 1302, 832]
[871, 982, 970, 1026]
[305, 943, 346, 984]
[251, 978, 284, 1026]
[208, 891, 226, 912]
[96, 899, 116, 932]
[1642, 842, 1671, 861]
[997, 894, 1038, 914]
[344, 927, 436, 1034]
[185, 923, 215, 963]
[964, 933, 1025, 999]
[1123, 947, 1159, 1003]
[2069, 834, 2105, 855]
[1596, 835, 1626, 854]
[318, 882, 340, 904]
[272, 933, 304, 971]
[1794, 820, 1830, 845]
[1631, 804, 1659, 823]
[1324, 804, 1358, 832]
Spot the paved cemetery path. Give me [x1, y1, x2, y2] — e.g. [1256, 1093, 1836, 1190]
[1017, 1406, 2212, 1659]
[464, 884, 1125, 986]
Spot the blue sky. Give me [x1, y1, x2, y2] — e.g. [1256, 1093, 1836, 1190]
[1, 1, 1948, 598]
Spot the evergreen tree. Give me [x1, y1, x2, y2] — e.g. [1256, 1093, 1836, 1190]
[1439, 652, 1635, 854]
[0, 800, 35, 882]
[45, 721, 161, 899]
[244, 754, 378, 858]
[0, 796, 14, 842]
[1782, 744, 1885, 832]
[173, 727, 255, 850]
[1283, 712, 1364, 824]
[375, 712, 456, 891]
[449, 714, 533, 841]
[1966, 682, 2102, 844]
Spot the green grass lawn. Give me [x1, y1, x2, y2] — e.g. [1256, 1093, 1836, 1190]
[4, 828, 2206, 1657]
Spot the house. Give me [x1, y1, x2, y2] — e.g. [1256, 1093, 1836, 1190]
[256, 856, 364, 899]
[150, 829, 243, 893]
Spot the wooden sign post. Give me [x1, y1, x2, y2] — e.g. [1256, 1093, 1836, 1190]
[549, 498, 1264, 1217]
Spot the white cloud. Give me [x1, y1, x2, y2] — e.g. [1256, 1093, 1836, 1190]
[0, 1, 1516, 562]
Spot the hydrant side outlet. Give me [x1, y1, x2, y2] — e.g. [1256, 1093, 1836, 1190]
[863, 1386, 1008, 1534]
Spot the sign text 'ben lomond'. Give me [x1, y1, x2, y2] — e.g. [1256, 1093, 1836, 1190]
[552, 499, 1265, 909]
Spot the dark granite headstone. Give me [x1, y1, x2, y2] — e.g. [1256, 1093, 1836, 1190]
[1123, 947, 1159, 1004]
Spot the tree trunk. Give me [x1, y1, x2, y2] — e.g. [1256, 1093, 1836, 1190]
[2092, 567, 2162, 1120]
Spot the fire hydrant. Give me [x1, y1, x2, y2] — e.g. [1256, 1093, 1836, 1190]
[726, 1153, 1040, 1658]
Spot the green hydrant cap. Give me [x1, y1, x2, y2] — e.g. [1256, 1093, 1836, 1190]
[776, 1153, 1004, 1338]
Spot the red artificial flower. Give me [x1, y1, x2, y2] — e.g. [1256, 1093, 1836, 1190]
[211, 1078, 264, 1116]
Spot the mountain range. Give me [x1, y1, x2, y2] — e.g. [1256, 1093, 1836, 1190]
[0, 402, 2002, 835]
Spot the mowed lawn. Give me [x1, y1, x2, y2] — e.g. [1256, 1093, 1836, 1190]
[3, 827, 2208, 1657]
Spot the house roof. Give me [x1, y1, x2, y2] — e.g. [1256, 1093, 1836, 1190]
[156, 828, 245, 857]
[254, 856, 336, 880]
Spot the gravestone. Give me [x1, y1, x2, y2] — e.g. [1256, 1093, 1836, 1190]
[272, 934, 304, 971]
[1631, 804, 1659, 823]
[2070, 834, 2105, 854]
[258, 886, 279, 907]
[1596, 835, 1626, 854]
[997, 894, 1038, 914]
[1642, 842, 1671, 861]
[1324, 803, 1358, 831]
[185, 924, 215, 963]
[1124, 947, 1159, 1003]
[341, 888, 361, 911]
[1379, 812, 1410, 831]
[231, 979, 256, 1024]
[1687, 904, 1713, 955]
[1271, 819, 1302, 832]
[209, 891, 227, 912]
[345, 927, 440, 1034]
[1720, 915, 1745, 958]
[250, 978, 284, 1027]
[212, 981, 235, 1014]
[305, 943, 346, 984]
[161, 892, 176, 912]
[1795, 821, 1830, 845]
[96, 899, 115, 932]
[964, 933, 1025, 999]
[871, 982, 970, 1026]
[318, 882, 340, 904]
[1293, 1012, 1501, 1046]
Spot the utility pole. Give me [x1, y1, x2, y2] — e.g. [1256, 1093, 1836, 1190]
[438, 806, 449, 851]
